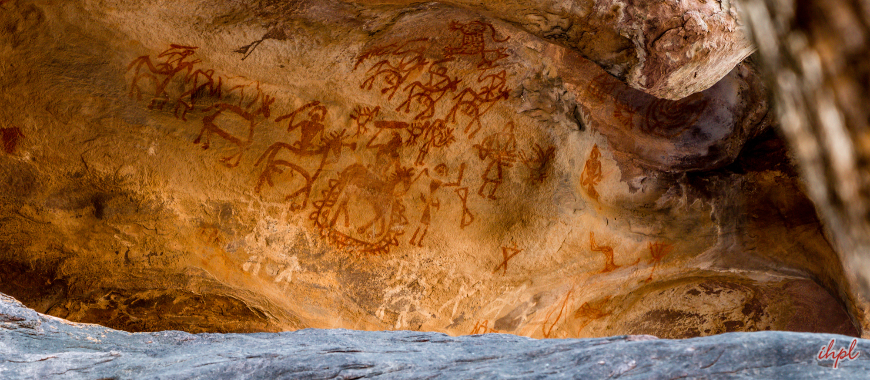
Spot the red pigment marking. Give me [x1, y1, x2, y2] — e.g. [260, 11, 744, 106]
[493, 243, 523, 275]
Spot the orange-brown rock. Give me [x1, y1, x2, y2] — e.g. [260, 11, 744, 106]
[241, 0, 754, 99]
[0, 0, 865, 338]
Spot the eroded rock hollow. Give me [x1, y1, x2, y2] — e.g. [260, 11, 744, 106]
[0, 0, 866, 339]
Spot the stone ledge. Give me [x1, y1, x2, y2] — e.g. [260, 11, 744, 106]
[1, 292, 867, 379]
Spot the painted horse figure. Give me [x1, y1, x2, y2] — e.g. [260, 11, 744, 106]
[255, 102, 357, 211]
[193, 85, 275, 168]
[126, 44, 201, 111]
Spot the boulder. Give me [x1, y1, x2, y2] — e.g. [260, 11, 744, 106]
[1, 293, 868, 379]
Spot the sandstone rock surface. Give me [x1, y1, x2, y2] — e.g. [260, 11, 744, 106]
[344, 0, 756, 99]
[1, 293, 869, 379]
[0, 0, 866, 340]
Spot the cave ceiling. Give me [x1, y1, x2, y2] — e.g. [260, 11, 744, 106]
[0, 0, 866, 339]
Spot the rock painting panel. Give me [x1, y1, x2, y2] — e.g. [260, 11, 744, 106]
[123, 19, 535, 260]
[126, 44, 202, 112]
[447, 69, 511, 138]
[583, 68, 721, 147]
[255, 102, 356, 211]
[442, 20, 510, 69]
[474, 121, 517, 200]
[580, 145, 603, 202]
[541, 289, 573, 338]
[357, 38, 430, 101]
[493, 243, 523, 275]
[397, 65, 461, 121]
[585, 73, 635, 127]
[573, 296, 613, 335]
[125, 42, 476, 256]
[355, 20, 512, 139]
[454, 187, 475, 229]
[195, 86, 275, 167]
[310, 162, 414, 256]
[645, 242, 674, 283]
[519, 144, 555, 184]
[641, 95, 710, 138]
[470, 319, 499, 334]
[243, 254, 302, 290]
[589, 232, 638, 274]
[409, 163, 465, 247]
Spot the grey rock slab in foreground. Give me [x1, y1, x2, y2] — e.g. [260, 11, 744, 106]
[0, 294, 868, 379]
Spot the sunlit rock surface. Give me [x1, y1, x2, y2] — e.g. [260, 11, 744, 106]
[0, 0, 866, 339]
[1, 294, 868, 379]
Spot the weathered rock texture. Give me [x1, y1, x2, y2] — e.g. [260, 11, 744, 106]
[0, 0, 866, 340]
[738, 0, 870, 332]
[343, 0, 755, 99]
[1, 293, 869, 379]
